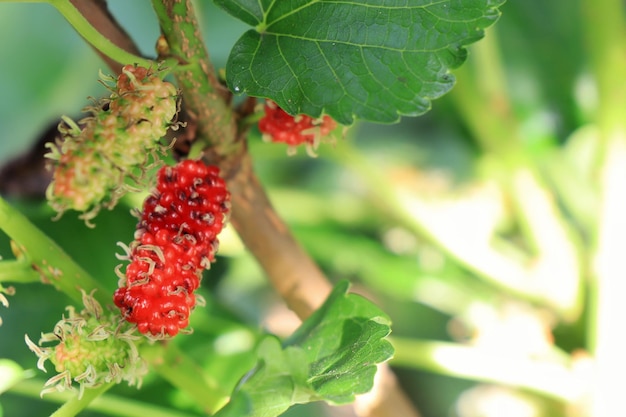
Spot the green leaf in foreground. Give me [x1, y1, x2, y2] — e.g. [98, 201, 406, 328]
[215, 280, 393, 417]
[217, 0, 505, 124]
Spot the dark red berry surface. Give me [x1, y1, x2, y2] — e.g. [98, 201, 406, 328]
[114, 160, 230, 337]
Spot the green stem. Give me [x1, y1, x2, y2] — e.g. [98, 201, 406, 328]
[0, 0, 153, 68]
[450, 29, 520, 156]
[581, 0, 626, 135]
[332, 140, 546, 307]
[9, 379, 200, 417]
[45, 0, 154, 67]
[49, 382, 113, 417]
[141, 343, 229, 414]
[0, 259, 40, 284]
[0, 196, 108, 306]
[449, 29, 582, 319]
[239, 111, 264, 129]
[390, 337, 580, 403]
[501, 165, 583, 320]
[540, 146, 599, 236]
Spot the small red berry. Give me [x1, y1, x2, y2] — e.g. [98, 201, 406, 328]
[258, 100, 336, 156]
[114, 160, 230, 338]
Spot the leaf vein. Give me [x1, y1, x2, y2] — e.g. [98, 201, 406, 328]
[265, 33, 446, 53]
[358, 47, 413, 106]
[276, 36, 307, 103]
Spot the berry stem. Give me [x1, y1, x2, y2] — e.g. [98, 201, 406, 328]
[49, 382, 113, 417]
[9, 378, 199, 417]
[142, 343, 230, 414]
[0, 259, 40, 284]
[47, 0, 154, 68]
[238, 111, 264, 129]
[0, 196, 108, 306]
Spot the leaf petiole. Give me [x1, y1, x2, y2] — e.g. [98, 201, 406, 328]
[48, 0, 154, 67]
[9, 378, 201, 417]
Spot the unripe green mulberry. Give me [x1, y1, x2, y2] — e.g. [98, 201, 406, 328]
[46, 65, 179, 225]
[25, 291, 146, 397]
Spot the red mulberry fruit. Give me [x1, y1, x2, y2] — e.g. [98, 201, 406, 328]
[114, 160, 230, 338]
[258, 100, 336, 156]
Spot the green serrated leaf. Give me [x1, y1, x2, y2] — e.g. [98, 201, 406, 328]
[217, 0, 505, 124]
[215, 280, 393, 417]
[284, 281, 393, 404]
[215, 338, 316, 417]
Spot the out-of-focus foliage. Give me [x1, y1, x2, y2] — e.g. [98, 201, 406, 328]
[0, 0, 612, 416]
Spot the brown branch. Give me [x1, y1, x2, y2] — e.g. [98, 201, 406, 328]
[227, 152, 333, 318]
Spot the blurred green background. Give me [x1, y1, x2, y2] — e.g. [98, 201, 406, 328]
[0, 1, 601, 417]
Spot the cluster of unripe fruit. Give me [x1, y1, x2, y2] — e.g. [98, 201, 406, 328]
[46, 64, 179, 223]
